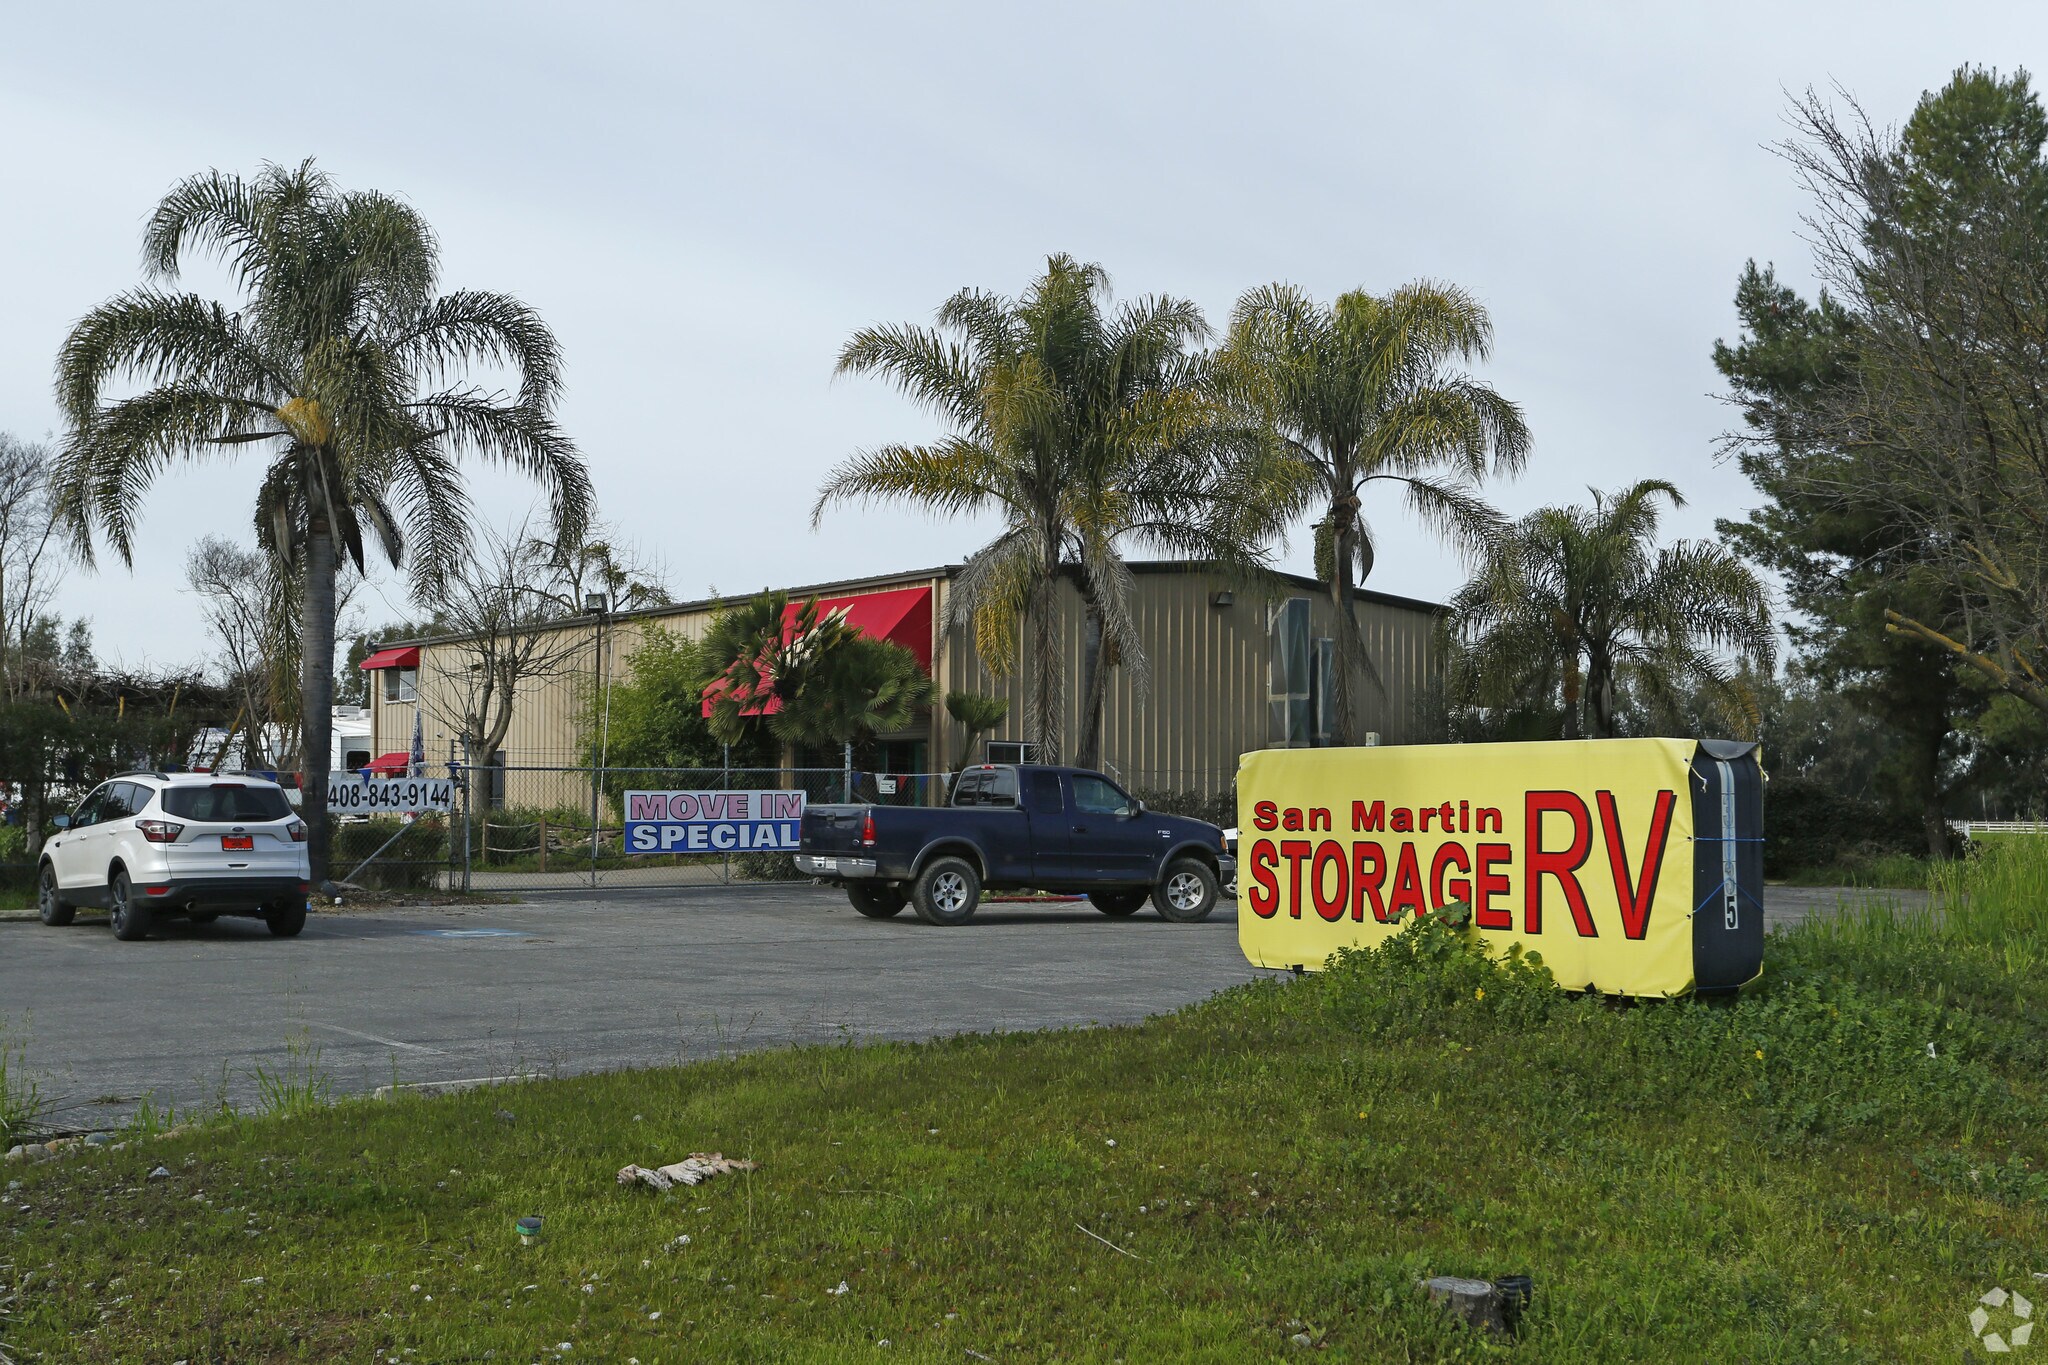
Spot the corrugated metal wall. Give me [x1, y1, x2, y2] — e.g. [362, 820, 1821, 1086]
[931, 566, 1442, 783]
[373, 564, 1443, 796]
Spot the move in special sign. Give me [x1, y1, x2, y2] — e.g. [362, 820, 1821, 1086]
[1236, 739, 1763, 997]
[624, 789, 806, 854]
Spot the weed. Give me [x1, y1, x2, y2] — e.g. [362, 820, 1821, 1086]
[247, 1030, 333, 1120]
[0, 1023, 41, 1145]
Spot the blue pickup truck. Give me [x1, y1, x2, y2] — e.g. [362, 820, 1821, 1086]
[795, 764, 1234, 926]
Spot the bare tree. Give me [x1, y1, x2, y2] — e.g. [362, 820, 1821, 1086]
[416, 520, 667, 799]
[0, 434, 69, 700]
[186, 536, 361, 769]
[1773, 76, 2048, 716]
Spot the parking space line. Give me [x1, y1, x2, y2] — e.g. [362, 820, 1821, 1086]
[292, 1020, 444, 1054]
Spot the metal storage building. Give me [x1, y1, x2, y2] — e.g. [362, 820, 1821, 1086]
[360, 560, 1444, 803]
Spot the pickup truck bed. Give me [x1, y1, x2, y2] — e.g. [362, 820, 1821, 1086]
[796, 763, 1232, 926]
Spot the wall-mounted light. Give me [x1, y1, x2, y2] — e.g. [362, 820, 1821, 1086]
[1210, 590, 1235, 608]
[583, 592, 609, 615]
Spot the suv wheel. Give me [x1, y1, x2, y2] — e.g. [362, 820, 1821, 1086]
[266, 902, 308, 938]
[109, 870, 153, 941]
[37, 863, 73, 926]
[846, 884, 908, 919]
[912, 857, 981, 926]
[1151, 859, 1219, 923]
[1088, 889, 1147, 917]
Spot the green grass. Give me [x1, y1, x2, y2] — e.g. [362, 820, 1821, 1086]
[3, 854, 2045, 1361]
[0, 1020, 41, 1146]
[1775, 851, 1933, 889]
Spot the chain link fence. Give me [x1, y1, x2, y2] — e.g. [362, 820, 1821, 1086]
[331, 762, 1240, 894]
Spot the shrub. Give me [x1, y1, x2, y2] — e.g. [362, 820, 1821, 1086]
[1317, 902, 1559, 1039]
[329, 816, 450, 890]
[734, 850, 801, 882]
[1763, 774, 1931, 877]
[1131, 786, 1234, 829]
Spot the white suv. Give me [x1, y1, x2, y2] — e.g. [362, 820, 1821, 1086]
[38, 772, 312, 941]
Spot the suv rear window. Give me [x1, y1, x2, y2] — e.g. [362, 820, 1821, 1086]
[161, 785, 294, 822]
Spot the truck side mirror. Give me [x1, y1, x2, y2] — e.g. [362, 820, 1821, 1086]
[52, 814, 71, 830]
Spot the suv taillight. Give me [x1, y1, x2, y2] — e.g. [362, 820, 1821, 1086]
[859, 812, 876, 847]
[287, 820, 308, 843]
[137, 820, 183, 844]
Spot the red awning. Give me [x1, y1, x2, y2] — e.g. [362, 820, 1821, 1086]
[366, 751, 413, 775]
[701, 585, 934, 718]
[359, 646, 420, 671]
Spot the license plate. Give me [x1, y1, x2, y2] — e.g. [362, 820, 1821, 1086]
[221, 835, 254, 851]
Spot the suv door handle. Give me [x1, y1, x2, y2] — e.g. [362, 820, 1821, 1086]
[1072, 825, 1087, 834]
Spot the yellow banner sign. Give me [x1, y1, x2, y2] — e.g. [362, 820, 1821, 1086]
[1237, 739, 1762, 997]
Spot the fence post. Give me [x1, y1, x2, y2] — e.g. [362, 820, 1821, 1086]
[458, 751, 473, 895]
[481, 818, 489, 868]
[538, 814, 548, 873]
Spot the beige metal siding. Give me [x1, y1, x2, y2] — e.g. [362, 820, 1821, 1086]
[370, 563, 1442, 800]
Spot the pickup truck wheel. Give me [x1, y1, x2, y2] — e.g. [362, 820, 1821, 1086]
[1152, 859, 1219, 922]
[847, 884, 908, 919]
[1088, 890, 1147, 917]
[38, 863, 74, 926]
[912, 857, 981, 926]
[109, 871, 153, 941]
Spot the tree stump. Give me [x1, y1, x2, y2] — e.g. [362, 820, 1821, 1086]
[1420, 1276, 1511, 1335]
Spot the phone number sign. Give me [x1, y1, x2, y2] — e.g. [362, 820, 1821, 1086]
[327, 776, 455, 814]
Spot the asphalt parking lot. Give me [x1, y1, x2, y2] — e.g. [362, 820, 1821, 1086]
[0, 882, 1912, 1127]
[0, 886, 1283, 1123]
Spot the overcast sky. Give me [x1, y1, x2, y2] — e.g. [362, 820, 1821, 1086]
[1, 2, 2038, 672]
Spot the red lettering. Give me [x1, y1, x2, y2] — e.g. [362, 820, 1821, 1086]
[1429, 842, 1471, 908]
[1388, 843, 1427, 919]
[1248, 839, 1280, 917]
[1253, 801, 1279, 832]
[1352, 800, 1385, 832]
[1311, 840, 1347, 921]
[1282, 808, 1305, 832]
[1279, 840, 1313, 918]
[1309, 807, 1331, 832]
[1419, 806, 1436, 833]
[1351, 841, 1388, 921]
[1391, 808, 1414, 834]
[1476, 807, 1503, 833]
[1474, 842, 1513, 929]
[1526, 791, 1595, 936]
[1599, 788, 1676, 940]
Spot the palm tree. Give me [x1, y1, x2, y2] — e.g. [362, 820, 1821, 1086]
[819, 255, 1268, 767]
[1214, 282, 1531, 745]
[53, 160, 590, 880]
[1448, 480, 1775, 739]
[944, 690, 1009, 775]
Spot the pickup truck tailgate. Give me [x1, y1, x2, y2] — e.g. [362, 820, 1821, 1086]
[800, 804, 869, 856]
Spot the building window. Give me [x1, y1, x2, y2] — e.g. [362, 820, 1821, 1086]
[985, 740, 1039, 765]
[383, 668, 418, 703]
[1268, 597, 1311, 747]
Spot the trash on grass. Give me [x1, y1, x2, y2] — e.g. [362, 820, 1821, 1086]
[616, 1152, 759, 1192]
